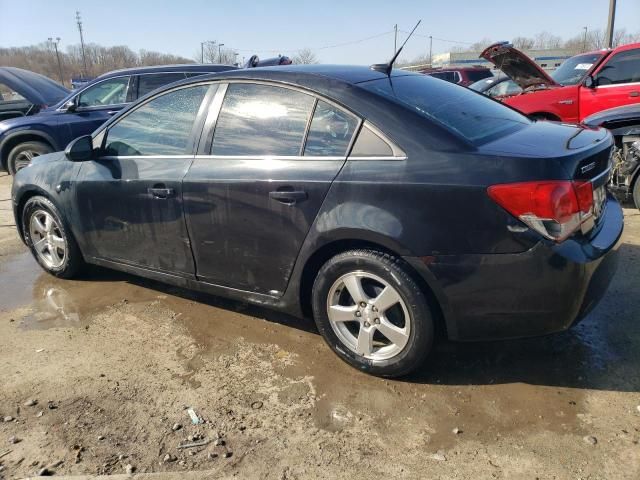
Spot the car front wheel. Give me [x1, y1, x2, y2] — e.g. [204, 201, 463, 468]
[312, 249, 433, 377]
[22, 196, 84, 278]
[8, 141, 53, 174]
[633, 177, 640, 210]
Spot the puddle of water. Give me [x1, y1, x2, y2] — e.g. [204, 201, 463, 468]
[0, 245, 634, 449]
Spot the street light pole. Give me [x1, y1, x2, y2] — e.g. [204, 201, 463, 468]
[582, 27, 588, 52]
[394, 24, 398, 54]
[605, 0, 617, 48]
[429, 35, 433, 66]
[200, 41, 216, 63]
[48, 37, 65, 86]
[218, 43, 225, 63]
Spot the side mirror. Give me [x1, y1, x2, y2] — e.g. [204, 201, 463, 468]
[584, 75, 596, 89]
[63, 99, 77, 112]
[65, 135, 94, 162]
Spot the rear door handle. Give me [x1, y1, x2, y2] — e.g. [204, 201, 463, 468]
[269, 190, 307, 205]
[148, 187, 175, 199]
[629, 91, 639, 98]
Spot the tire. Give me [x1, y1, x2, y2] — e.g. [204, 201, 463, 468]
[7, 141, 53, 175]
[22, 196, 84, 279]
[634, 177, 640, 211]
[312, 249, 434, 377]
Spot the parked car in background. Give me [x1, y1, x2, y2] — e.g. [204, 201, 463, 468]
[583, 104, 640, 208]
[244, 55, 293, 68]
[0, 64, 236, 174]
[469, 73, 522, 98]
[12, 65, 621, 377]
[481, 41, 640, 122]
[0, 67, 69, 121]
[420, 66, 492, 86]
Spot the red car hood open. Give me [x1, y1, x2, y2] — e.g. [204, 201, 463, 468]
[480, 42, 559, 90]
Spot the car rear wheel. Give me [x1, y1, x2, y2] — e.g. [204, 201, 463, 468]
[22, 196, 84, 279]
[8, 141, 53, 175]
[312, 249, 433, 377]
[633, 177, 640, 210]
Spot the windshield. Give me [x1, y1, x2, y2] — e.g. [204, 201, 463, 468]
[360, 75, 530, 144]
[551, 53, 604, 86]
[466, 70, 493, 82]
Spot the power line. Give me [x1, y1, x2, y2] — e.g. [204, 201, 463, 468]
[231, 30, 395, 54]
[398, 29, 474, 45]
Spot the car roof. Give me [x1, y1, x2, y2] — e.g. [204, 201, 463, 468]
[96, 63, 237, 80]
[0, 67, 69, 105]
[185, 64, 420, 86]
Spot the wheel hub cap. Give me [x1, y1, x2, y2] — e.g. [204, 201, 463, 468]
[326, 271, 411, 361]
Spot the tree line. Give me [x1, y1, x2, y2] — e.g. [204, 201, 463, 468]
[0, 42, 194, 86]
[404, 28, 640, 66]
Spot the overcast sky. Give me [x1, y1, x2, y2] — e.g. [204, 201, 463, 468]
[1, 0, 638, 64]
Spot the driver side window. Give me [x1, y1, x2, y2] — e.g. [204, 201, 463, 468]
[103, 84, 210, 157]
[77, 76, 130, 108]
[595, 49, 640, 86]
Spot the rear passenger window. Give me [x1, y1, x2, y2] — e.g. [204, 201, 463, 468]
[304, 101, 358, 156]
[211, 83, 314, 156]
[350, 124, 394, 157]
[104, 85, 209, 156]
[137, 73, 186, 98]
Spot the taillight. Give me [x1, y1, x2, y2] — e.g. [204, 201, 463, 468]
[488, 180, 593, 242]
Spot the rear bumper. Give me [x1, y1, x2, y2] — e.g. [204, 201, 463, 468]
[406, 196, 623, 341]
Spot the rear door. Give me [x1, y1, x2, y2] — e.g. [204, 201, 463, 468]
[75, 83, 213, 275]
[183, 82, 360, 295]
[580, 47, 640, 119]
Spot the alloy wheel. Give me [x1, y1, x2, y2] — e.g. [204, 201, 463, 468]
[29, 210, 66, 269]
[13, 149, 40, 172]
[326, 271, 411, 361]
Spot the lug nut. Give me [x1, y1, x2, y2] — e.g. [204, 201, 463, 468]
[360, 302, 366, 308]
[374, 318, 380, 325]
[364, 321, 371, 328]
[355, 311, 362, 317]
[372, 306, 378, 312]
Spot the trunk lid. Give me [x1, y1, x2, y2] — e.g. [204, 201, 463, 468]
[480, 42, 559, 90]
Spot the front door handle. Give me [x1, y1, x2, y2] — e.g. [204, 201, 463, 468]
[148, 187, 175, 199]
[269, 189, 308, 205]
[629, 91, 639, 98]
[107, 110, 119, 116]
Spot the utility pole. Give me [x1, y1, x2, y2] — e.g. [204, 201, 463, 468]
[218, 43, 225, 63]
[75, 11, 88, 78]
[582, 27, 588, 52]
[429, 35, 433, 66]
[48, 37, 65, 85]
[605, 0, 616, 48]
[394, 24, 398, 53]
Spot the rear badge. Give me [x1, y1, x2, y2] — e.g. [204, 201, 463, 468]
[581, 162, 596, 174]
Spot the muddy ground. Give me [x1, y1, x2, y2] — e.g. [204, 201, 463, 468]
[0, 171, 639, 479]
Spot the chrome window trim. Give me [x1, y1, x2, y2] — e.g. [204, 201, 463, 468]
[596, 81, 640, 89]
[98, 154, 405, 161]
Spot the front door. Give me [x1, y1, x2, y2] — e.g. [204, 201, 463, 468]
[75, 83, 212, 275]
[580, 48, 640, 120]
[61, 76, 133, 148]
[183, 83, 360, 295]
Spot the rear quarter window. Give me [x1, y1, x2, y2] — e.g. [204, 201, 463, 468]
[360, 75, 530, 145]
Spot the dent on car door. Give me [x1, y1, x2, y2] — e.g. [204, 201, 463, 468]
[183, 82, 360, 295]
[581, 48, 640, 119]
[75, 83, 213, 274]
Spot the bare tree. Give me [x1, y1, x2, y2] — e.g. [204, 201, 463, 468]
[512, 36, 535, 50]
[292, 48, 319, 65]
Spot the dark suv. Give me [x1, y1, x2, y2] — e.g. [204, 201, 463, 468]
[0, 64, 235, 173]
[421, 66, 493, 86]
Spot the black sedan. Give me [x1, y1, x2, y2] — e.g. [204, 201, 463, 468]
[12, 65, 622, 377]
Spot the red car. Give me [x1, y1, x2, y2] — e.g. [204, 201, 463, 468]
[480, 41, 640, 122]
[420, 66, 492, 87]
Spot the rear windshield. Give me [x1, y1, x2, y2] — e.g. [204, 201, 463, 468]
[465, 70, 493, 82]
[551, 53, 604, 86]
[360, 75, 530, 144]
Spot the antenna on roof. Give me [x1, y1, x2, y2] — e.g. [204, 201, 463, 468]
[371, 20, 422, 75]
